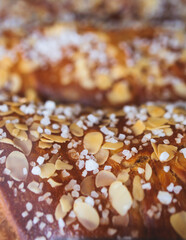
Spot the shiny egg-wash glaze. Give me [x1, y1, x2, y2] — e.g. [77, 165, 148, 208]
[0, 24, 186, 107]
[0, 92, 185, 239]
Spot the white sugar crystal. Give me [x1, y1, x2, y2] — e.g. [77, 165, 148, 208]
[142, 183, 151, 190]
[163, 166, 170, 172]
[159, 152, 169, 162]
[167, 183, 174, 192]
[26, 202, 33, 212]
[37, 156, 45, 165]
[31, 166, 41, 175]
[22, 211, 28, 218]
[46, 214, 54, 223]
[85, 196, 94, 206]
[174, 185, 182, 194]
[138, 167, 145, 174]
[157, 191, 172, 205]
[44, 100, 56, 110]
[85, 159, 98, 171]
[180, 148, 186, 158]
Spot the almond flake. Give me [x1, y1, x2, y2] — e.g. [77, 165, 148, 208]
[47, 179, 62, 188]
[80, 175, 95, 196]
[55, 159, 73, 170]
[170, 211, 186, 239]
[60, 195, 73, 213]
[109, 181, 133, 216]
[102, 142, 123, 151]
[83, 132, 103, 154]
[94, 148, 109, 165]
[40, 163, 55, 178]
[39, 141, 52, 149]
[131, 120, 145, 136]
[132, 175, 144, 201]
[147, 106, 165, 118]
[13, 138, 32, 156]
[42, 134, 69, 143]
[6, 151, 29, 181]
[14, 123, 28, 131]
[107, 82, 131, 104]
[110, 153, 123, 164]
[70, 123, 84, 137]
[145, 163, 152, 181]
[55, 203, 67, 220]
[74, 201, 99, 231]
[112, 214, 129, 227]
[95, 170, 116, 188]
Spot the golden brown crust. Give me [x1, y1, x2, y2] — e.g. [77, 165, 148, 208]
[0, 93, 185, 239]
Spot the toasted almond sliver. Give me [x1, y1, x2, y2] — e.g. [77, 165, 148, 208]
[158, 144, 178, 162]
[132, 175, 144, 202]
[27, 181, 42, 194]
[164, 128, 173, 136]
[117, 169, 130, 183]
[95, 170, 116, 188]
[102, 142, 123, 151]
[39, 141, 52, 149]
[40, 137, 54, 143]
[131, 120, 146, 136]
[60, 195, 73, 213]
[170, 211, 186, 239]
[13, 138, 32, 156]
[145, 162, 152, 181]
[40, 163, 55, 178]
[55, 159, 73, 170]
[42, 134, 69, 143]
[147, 106, 165, 118]
[107, 82, 131, 104]
[6, 151, 29, 181]
[94, 148, 109, 165]
[146, 117, 169, 130]
[47, 179, 62, 188]
[80, 175, 95, 196]
[151, 142, 158, 157]
[14, 123, 28, 131]
[83, 132, 103, 154]
[70, 123, 84, 137]
[12, 129, 28, 141]
[109, 181, 133, 216]
[112, 214, 129, 227]
[74, 202, 100, 231]
[11, 106, 25, 116]
[110, 153, 123, 164]
[55, 203, 67, 220]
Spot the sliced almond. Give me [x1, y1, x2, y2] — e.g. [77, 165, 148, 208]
[117, 169, 130, 183]
[158, 144, 178, 162]
[107, 82, 131, 105]
[55, 203, 67, 220]
[70, 123, 84, 137]
[146, 117, 169, 130]
[27, 181, 42, 194]
[132, 120, 146, 136]
[60, 195, 73, 213]
[164, 128, 173, 136]
[55, 159, 73, 170]
[13, 138, 32, 156]
[110, 153, 123, 164]
[170, 211, 186, 239]
[6, 151, 28, 181]
[14, 123, 28, 131]
[39, 141, 52, 149]
[102, 142, 123, 151]
[147, 106, 165, 118]
[42, 134, 69, 143]
[47, 179, 62, 188]
[83, 132, 103, 154]
[109, 181, 133, 216]
[80, 175, 95, 196]
[145, 163, 152, 181]
[40, 163, 55, 178]
[112, 214, 129, 227]
[74, 201, 100, 231]
[94, 148, 109, 165]
[132, 175, 144, 202]
[95, 170, 116, 188]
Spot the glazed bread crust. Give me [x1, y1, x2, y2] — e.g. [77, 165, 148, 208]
[0, 93, 185, 239]
[0, 23, 186, 107]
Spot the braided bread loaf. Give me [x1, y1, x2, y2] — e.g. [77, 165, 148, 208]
[0, 23, 186, 107]
[0, 92, 185, 239]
